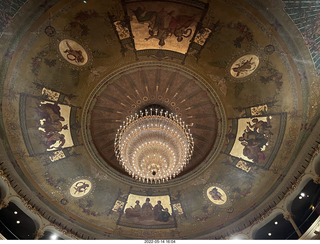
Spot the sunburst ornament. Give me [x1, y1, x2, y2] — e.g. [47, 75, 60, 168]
[114, 108, 194, 183]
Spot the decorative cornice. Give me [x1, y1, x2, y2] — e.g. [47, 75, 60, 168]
[283, 176, 303, 199]
[313, 176, 320, 185]
[0, 170, 10, 185]
[0, 169, 78, 240]
[0, 199, 8, 210]
[311, 143, 320, 169]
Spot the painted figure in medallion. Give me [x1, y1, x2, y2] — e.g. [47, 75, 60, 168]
[70, 179, 92, 198]
[58, 39, 88, 66]
[64, 41, 85, 64]
[232, 57, 255, 77]
[209, 187, 223, 201]
[230, 54, 259, 78]
[207, 186, 227, 205]
[73, 181, 90, 195]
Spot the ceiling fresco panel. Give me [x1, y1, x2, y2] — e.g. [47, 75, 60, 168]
[124, 0, 205, 54]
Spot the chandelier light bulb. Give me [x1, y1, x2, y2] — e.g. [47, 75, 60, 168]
[114, 108, 194, 183]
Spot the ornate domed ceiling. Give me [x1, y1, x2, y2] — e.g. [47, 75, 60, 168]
[0, 0, 320, 240]
[85, 62, 224, 181]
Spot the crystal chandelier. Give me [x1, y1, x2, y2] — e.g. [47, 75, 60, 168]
[114, 108, 194, 183]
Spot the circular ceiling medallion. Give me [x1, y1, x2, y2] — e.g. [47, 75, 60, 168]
[59, 39, 88, 66]
[230, 54, 259, 78]
[264, 44, 275, 55]
[83, 62, 226, 184]
[45, 25, 56, 37]
[69, 179, 92, 198]
[207, 186, 227, 205]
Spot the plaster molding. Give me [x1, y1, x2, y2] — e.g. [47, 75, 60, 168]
[0, 169, 78, 239]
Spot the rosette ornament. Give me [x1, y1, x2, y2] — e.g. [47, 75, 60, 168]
[114, 108, 194, 183]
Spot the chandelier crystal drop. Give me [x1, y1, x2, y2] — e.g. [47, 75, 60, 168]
[114, 108, 194, 183]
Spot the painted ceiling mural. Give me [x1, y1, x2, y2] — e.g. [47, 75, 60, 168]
[0, 0, 319, 240]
